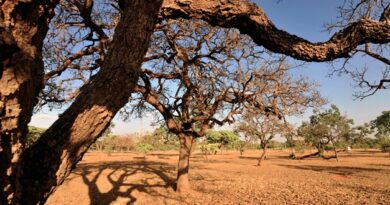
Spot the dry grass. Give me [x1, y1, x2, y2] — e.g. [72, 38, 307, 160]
[47, 149, 390, 205]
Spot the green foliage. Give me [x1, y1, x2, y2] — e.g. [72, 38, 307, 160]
[380, 142, 390, 153]
[371, 110, 390, 138]
[200, 143, 220, 155]
[298, 105, 353, 152]
[89, 125, 179, 153]
[377, 136, 390, 154]
[352, 137, 380, 149]
[135, 143, 154, 156]
[206, 130, 240, 150]
[138, 126, 179, 151]
[27, 126, 46, 148]
[267, 140, 286, 150]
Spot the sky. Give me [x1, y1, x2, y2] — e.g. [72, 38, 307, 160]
[29, 0, 390, 134]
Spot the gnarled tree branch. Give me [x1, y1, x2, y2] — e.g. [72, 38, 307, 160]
[161, 0, 390, 62]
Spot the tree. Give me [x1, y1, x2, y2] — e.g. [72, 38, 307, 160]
[298, 105, 354, 161]
[1, 0, 390, 203]
[350, 123, 374, 148]
[130, 20, 264, 192]
[238, 115, 286, 166]
[161, 0, 390, 97]
[135, 143, 154, 157]
[0, 1, 58, 203]
[237, 89, 321, 166]
[380, 140, 390, 155]
[205, 130, 240, 153]
[1, 1, 163, 204]
[129, 19, 325, 192]
[371, 110, 390, 155]
[371, 110, 390, 137]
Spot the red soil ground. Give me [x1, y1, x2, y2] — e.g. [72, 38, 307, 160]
[46, 149, 390, 205]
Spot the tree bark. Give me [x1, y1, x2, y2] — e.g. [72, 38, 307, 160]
[176, 133, 194, 193]
[331, 140, 339, 162]
[295, 151, 320, 160]
[161, 0, 390, 62]
[13, 1, 163, 204]
[0, 1, 58, 204]
[257, 147, 267, 166]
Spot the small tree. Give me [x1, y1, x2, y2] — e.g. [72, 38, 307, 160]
[135, 143, 154, 158]
[350, 123, 374, 149]
[371, 110, 390, 140]
[298, 105, 354, 161]
[205, 130, 240, 153]
[237, 114, 288, 166]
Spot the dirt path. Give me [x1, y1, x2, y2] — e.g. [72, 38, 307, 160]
[46, 150, 390, 205]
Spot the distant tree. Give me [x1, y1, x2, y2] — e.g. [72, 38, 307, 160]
[350, 123, 374, 149]
[152, 126, 178, 145]
[371, 110, 390, 138]
[380, 140, 390, 156]
[200, 143, 220, 158]
[371, 110, 390, 154]
[298, 105, 354, 161]
[135, 143, 154, 158]
[205, 130, 240, 153]
[237, 114, 289, 166]
[26, 126, 46, 148]
[90, 123, 115, 152]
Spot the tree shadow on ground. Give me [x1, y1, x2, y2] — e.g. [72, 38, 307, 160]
[276, 164, 387, 176]
[73, 160, 178, 205]
[239, 155, 288, 160]
[367, 163, 390, 168]
[339, 183, 390, 196]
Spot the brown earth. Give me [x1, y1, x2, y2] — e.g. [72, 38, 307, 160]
[46, 149, 390, 205]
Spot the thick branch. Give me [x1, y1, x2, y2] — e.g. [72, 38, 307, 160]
[161, 0, 390, 62]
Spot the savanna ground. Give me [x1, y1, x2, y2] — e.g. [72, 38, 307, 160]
[47, 149, 390, 205]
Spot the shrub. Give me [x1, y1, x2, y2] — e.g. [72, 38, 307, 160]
[380, 139, 390, 155]
[200, 143, 220, 155]
[135, 143, 154, 157]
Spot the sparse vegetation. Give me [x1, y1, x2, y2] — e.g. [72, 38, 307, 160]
[1, 0, 390, 203]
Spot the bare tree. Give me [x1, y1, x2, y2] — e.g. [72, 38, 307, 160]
[236, 74, 324, 166]
[127, 19, 324, 191]
[238, 115, 285, 166]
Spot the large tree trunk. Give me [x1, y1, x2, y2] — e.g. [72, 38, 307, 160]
[176, 133, 194, 193]
[13, 1, 163, 204]
[0, 1, 58, 204]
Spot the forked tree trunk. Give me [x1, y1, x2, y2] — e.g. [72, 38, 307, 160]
[0, 1, 58, 204]
[176, 133, 194, 193]
[13, 1, 163, 204]
[257, 146, 267, 166]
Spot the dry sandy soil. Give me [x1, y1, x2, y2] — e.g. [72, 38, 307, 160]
[46, 149, 390, 205]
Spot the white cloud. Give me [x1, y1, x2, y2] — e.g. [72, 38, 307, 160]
[29, 114, 58, 129]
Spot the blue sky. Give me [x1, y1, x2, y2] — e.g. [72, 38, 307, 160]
[30, 0, 390, 134]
